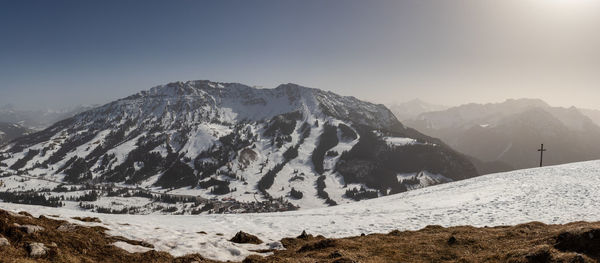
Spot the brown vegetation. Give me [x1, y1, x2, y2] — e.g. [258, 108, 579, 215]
[71, 216, 101, 223]
[0, 209, 217, 263]
[2, 208, 600, 262]
[230, 231, 263, 244]
[251, 222, 600, 263]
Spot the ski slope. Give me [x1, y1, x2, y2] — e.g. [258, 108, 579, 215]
[1, 160, 600, 261]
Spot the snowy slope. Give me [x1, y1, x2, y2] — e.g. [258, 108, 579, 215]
[0, 80, 478, 212]
[1, 160, 599, 261]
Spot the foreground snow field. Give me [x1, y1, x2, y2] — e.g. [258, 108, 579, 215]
[1, 160, 600, 261]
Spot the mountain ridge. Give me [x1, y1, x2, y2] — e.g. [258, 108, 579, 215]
[0, 80, 478, 213]
[404, 98, 600, 172]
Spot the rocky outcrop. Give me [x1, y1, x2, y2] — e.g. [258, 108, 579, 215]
[230, 231, 263, 244]
[27, 242, 48, 257]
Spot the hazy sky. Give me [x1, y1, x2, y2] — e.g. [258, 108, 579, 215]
[1, 0, 599, 110]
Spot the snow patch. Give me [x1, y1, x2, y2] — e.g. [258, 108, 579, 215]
[384, 137, 418, 147]
[2, 161, 600, 261]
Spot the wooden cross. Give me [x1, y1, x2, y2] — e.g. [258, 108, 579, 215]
[537, 144, 547, 167]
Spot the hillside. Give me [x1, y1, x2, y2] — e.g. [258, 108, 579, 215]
[0, 122, 31, 146]
[404, 99, 600, 172]
[1, 208, 599, 263]
[580, 108, 600, 127]
[1, 160, 599, 261]
[0, 80, 477, 213]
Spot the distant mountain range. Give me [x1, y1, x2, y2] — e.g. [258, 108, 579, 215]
[388, 99, 448, 121]
[0, 80, 478, 212]
[0, 104, 95, 131]
[403, 99, 600, 173]
[579, 108, 600, 127]
[0, 122, 31, 146]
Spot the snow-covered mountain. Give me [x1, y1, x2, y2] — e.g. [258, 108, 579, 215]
[0, 122, 31, 146]
[388, 99, 448, 121]
[1, 160, 598, 261]
[404, 99, 600, 172]
[0, 80, 478, 212]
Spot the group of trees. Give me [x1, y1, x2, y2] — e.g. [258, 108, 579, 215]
[9, 149, 40, 170]
[197, 177, 233, 195]
[315, 175, 337, 206]
[257, 117, 312, 195]
[0, 192, 63, 207]
[311, 123, 339, 174]
[63, 157, 93, 183]
[344, 186, 379, 201]
[289, 187, 303, 199]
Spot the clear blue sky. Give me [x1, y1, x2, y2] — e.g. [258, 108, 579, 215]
[1, 0, 599, 110]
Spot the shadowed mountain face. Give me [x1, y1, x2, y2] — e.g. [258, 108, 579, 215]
[404, 99, 600, 173]
[0, 80, 478, 209]
[0, 122, 31, 146]
[580, 108, 600, 127]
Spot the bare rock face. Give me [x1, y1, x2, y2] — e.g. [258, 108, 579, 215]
[230, 231, 263, 244]
[0, 236, 9, 246]
[21, 224, 45, 234]
[7, 211, 26, 218]
[57, 223, 78, 232]
[28, 242, 48, 257]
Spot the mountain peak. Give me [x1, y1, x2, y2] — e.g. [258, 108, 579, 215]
[0, 79, 477, 213]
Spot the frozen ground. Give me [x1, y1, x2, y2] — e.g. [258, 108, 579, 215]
[1, 160, 600, 261]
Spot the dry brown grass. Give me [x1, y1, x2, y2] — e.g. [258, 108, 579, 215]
[2, 208, 600, 263]
[249, 222, 600, 263]
[0, 209, 216, 263]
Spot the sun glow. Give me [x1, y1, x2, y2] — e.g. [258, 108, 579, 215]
[529, 0, 600, 16]
[542, 0, 598, 6]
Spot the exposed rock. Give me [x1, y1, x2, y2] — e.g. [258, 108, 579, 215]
[238, 148, 258, 169]
[18, 211, 33, 217]
[266, 241, 284, 250]
[230, 231, 263, 244]
[111, 236, 154, 249]
[20, 224, 45, 234]
[28, 242, 48, 257]
[297, 230, 310, 239]
[57, 223, 78, 232]
[0, 236, 9, 247]
[7, 211, 26, 218]
[72, 216, 101, 223]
